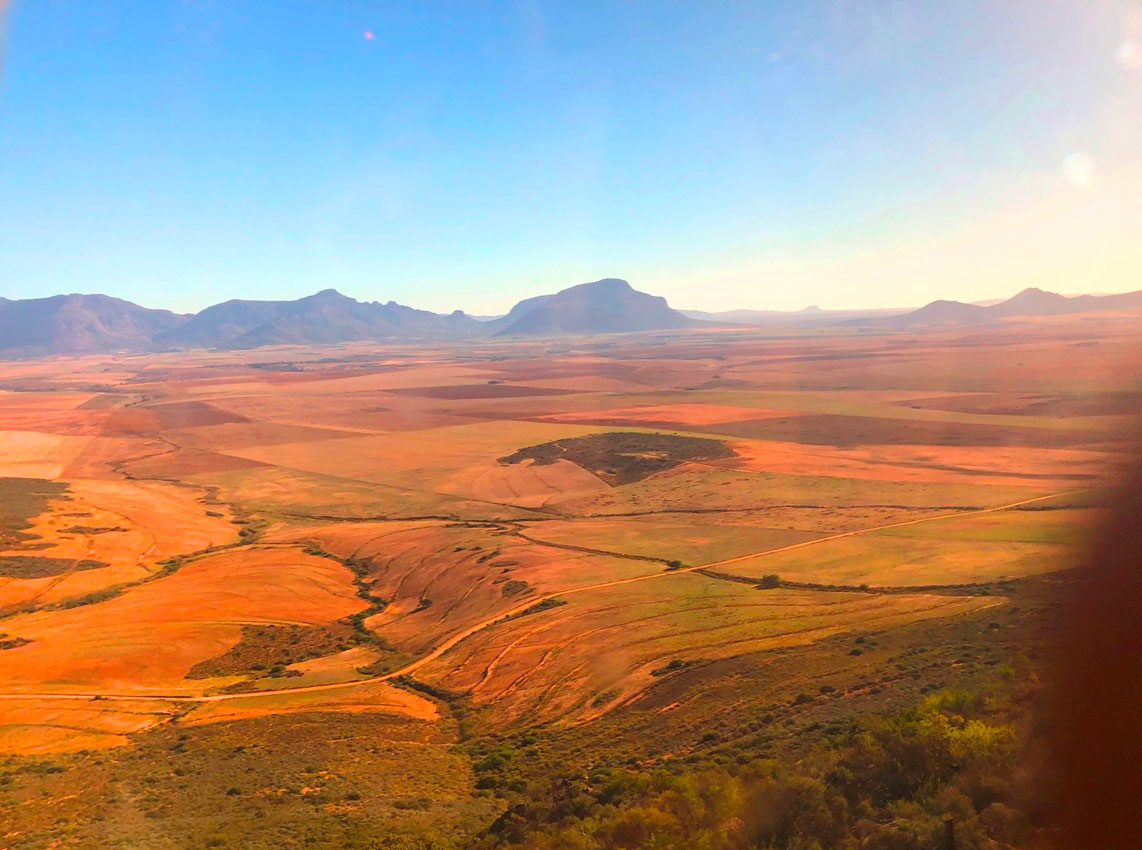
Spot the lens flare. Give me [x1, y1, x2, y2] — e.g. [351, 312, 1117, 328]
[1117, 40, 1142, 70]
[1062, 153, 1096, 189]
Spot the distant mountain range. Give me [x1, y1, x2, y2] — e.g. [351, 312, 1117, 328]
[154, 289, 483, 350]
[0, 279, 708, 357]
[2, 281, 1140, 357]
[844, 287, 1142, 329]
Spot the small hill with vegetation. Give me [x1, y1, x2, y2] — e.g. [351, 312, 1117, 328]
[498, 431, 734, 485]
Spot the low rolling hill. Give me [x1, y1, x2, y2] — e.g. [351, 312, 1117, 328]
[847, 287, 1142, 329]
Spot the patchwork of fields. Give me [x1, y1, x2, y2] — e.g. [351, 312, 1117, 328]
[0, 317, 1136, 847]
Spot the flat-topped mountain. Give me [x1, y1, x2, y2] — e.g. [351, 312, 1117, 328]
[0, 293, 187, 357]
[489, 278, 707, 337]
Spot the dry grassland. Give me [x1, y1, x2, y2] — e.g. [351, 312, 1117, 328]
[0, 315, 1132, 848]
[417, 575, 1000, 726]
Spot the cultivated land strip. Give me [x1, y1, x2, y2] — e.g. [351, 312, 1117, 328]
[0, 490, 1078, 705]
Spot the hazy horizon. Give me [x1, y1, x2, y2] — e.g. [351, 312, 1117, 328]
[1, 1, 1140, 314]
[0, 278, 1131, 318]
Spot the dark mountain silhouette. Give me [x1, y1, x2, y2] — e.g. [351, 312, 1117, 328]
[0, 290, 482, 357]
[5, 282, 1141, 357]
[847, 287, 1142, 329]
[488, 292, 555, 330]
[0, 293, 187, 357]
[153, 297, 291, 349]
[489, 279, 707, 337]
[157, 289, 482, 349]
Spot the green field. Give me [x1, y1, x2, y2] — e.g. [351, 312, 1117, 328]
[550, 465, 1045, 516]
[723, 533, 1079, 586]
[873, 506, 1105, 545]
[518, 516, 823, 565]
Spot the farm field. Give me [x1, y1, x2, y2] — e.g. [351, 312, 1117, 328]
[715, 528, 1080, 587]
[0, 316, 1137, 849]
[415, 575, 1001, 726]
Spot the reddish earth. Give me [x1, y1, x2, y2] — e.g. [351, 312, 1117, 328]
[540, 403, 796, 426]
[0, 315, 1135, 755]
[386, 384, 581, 399]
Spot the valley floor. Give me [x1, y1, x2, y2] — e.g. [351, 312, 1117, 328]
[0, 316, 1135, 848]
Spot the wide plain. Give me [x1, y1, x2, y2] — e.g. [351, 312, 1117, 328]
[0, 315, 1137, 848]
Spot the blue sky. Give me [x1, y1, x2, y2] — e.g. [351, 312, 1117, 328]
[1, 1, 1139, 314]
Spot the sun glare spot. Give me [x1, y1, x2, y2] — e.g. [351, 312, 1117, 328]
[1061, 153, 1095, 189]
[1117, 39, 1142, 70]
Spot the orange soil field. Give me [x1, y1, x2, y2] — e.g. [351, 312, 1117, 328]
[0, 316, 1136, 757]
[717, 439, 1120, 486]
[540, 403, 796, 426]
[179, 680, 438, 728]
[0, 547, 363, 695]
[0, 696, 181, 753]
